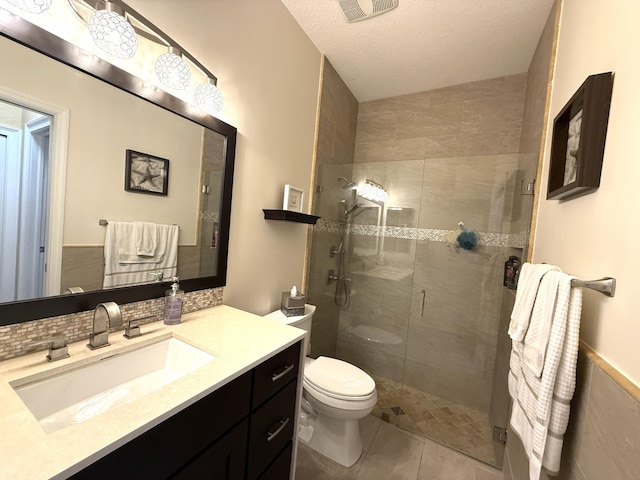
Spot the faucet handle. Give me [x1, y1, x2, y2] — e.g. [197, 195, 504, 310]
[123, 322, 141, 339]
[149, 272, 164, 282]
[123, 315, 154, 339]
[25, 336, 70, 362]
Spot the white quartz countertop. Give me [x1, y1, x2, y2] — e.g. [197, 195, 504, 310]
[0, 305, 306, 480]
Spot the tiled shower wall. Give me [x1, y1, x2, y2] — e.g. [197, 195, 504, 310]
[0, 287, 223, 361]
[329, 74, 527, 413]
[307, 58, 359, 358]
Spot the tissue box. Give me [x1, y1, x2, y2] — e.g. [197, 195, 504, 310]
[281, 291, 306, 316]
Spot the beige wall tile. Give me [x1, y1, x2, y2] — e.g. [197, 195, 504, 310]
[60, 246, 104, 293]
[354, 137, 429, 163]
[577, 366, 640, 479]
[461, 94, 525, 135]
[426, 74, 527, 107]
[505, 347, 640, 480]
[395, 102, 464, 139]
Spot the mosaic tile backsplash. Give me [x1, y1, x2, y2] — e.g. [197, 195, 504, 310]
[0, 287, 223, 362]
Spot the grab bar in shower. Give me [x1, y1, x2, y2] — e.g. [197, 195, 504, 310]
[571, 277, 616, 297]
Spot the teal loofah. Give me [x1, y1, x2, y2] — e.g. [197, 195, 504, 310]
[456, 230, 477, 250]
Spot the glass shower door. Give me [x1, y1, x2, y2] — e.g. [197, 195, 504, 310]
[397, 154, 519, 467]
[333, 160, 424, 426]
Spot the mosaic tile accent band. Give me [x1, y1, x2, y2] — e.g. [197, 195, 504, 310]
[315, 219, 528, 248]
[0, 287, 224, 362]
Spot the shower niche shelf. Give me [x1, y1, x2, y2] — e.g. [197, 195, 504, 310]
[263, 209, 320, 225]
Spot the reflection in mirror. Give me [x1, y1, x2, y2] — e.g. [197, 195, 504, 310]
[0, 99, 52, 302]
[0, 9, 236, 325]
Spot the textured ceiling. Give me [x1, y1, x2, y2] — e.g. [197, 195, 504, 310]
[280, 0, 555, 102]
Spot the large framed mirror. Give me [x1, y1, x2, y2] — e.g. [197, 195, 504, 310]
[0, 7, 236, 326]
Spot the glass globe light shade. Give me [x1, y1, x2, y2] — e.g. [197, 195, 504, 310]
[6, 0, 51, 13]
[194, 81, 224, 115]
[357, 181, 388, 204]
[155, 49, 191, 90]
[89, 8, 138, 59]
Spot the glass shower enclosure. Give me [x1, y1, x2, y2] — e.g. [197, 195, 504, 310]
[307, 154, 527, 467]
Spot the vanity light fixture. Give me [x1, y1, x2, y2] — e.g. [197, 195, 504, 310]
[155, 46, 191, 90]
[7, 0, 224, 115]
[194, 78, 224, 115]
[88, 1, 137, 59]
[5, 0, 51, 14]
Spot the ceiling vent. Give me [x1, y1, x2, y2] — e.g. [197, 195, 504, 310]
[337, 0, 398, 23]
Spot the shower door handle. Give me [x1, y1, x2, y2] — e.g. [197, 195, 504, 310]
[420, 289, 426, 317]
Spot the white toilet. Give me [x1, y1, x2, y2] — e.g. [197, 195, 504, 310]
[264, 304, 377, 467]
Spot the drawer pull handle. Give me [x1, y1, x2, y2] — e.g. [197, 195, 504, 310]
[267, 417, 290, 442]
[271, 364, 295, 382]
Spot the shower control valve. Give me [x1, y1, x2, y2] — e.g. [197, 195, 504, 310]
[327, 269, 338, 284]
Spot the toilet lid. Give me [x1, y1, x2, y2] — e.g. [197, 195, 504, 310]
[304, 357, 375, 398]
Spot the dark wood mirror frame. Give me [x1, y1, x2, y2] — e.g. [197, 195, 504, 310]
[0, 8, 236, 326]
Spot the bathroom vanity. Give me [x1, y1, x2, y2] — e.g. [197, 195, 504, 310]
[0, 306, 306, 479]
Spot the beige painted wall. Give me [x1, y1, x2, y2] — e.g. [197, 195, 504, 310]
[533, 0, 640, 386]
[126, 0, 322, 315]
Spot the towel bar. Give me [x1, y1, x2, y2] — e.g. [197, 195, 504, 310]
[98, 219, 179, 228]
[570, 277, 616, 297]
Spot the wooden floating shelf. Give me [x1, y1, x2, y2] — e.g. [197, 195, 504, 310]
[262, 209, 321, 225]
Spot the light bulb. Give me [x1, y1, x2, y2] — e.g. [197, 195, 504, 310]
[89, 3, 137, 59]
[155, 47, 191, 90]
[358, 180, 388, 203]
[194, 80, 223, 115]
[6, 0, 51, 13]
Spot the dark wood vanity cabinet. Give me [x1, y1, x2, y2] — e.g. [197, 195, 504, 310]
[68, 341, 301, 480]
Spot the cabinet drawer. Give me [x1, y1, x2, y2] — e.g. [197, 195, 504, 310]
[247, 381, 297, 479]
[258, 442, 293, 480]
[70, 371, 252, 480]
[252, 341, 300, 408]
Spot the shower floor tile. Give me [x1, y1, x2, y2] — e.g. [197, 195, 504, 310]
[372, 375, 497, 466]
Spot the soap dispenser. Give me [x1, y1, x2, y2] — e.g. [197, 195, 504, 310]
[164, 276, 184, 325]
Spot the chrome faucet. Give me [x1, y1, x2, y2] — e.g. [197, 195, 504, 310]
[87, 302, 122, 350]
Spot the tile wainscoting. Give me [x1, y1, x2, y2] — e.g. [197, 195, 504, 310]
[504, 343, 640, 479]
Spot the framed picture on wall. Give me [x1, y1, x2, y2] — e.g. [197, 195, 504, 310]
[124, 149, 169, 196]
[547, 72, 614, 200]
[283, 184, 304, 212]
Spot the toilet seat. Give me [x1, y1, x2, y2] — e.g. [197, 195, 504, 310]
[304, 356, 376, 401]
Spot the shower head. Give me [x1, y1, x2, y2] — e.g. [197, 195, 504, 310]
[337, 176, 358, 190]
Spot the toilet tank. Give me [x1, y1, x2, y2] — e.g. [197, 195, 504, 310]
[264, 304, 316, 356]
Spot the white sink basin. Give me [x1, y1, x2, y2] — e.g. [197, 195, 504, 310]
[11, 337, 215, 433]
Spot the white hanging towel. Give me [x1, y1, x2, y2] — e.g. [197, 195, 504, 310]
[508, 269, 583, 479]
[134, 221, 157, 256]
[103, 222, 179, 288]
[508, 262, 561, 342]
